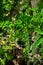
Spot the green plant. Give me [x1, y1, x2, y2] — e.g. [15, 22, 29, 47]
[14, 8, 43, 64]
[0, 0, 43, 65]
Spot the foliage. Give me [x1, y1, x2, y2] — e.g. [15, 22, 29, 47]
[0, 0, 43, 65]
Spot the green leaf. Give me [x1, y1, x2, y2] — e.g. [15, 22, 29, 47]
[34, 29, 43, 35]
[41, 9, 43, 15]
[30, 37, 43, 52]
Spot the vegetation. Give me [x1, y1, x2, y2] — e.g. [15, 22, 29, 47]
[0, 0, 43, 65]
